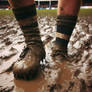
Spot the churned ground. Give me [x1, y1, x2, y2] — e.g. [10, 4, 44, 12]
[0, 9, 92, 92]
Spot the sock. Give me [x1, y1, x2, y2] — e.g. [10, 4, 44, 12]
[56, 15, 77, 48]
[12, 4, 42, 45]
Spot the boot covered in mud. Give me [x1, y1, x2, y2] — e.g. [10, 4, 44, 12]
[51, 15, 78, 63]
[13, 42, 45, 80]
[51, 41, 68, 63]
[12, 4, 45, 80]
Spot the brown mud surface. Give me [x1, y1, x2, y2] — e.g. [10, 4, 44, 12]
[0, 15, 92, 92]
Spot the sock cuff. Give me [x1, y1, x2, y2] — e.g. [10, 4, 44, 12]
[12, 3, 37, 20]
[56, 32, 70, 41]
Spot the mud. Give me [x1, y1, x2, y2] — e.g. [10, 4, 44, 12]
[0, 15, 92, 92]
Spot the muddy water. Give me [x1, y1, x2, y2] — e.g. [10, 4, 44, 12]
[57, 62, 72, 85]
[0, 16, 92, 92]
[14, 70, 45, 92]
[0, 70, 45, 92]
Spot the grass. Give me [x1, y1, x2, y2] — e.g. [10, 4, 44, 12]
[79, 8, 92, 16]
[37, 9, 57, 16]
[38, 8, 92, 16]
[0, 8, 92, 17]
[0, 9, 13, 17]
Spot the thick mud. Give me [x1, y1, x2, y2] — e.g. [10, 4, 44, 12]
[0, 15, 92, 92]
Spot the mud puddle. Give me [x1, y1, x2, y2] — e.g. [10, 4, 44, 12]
[13, 70, 46, 92]
[13, 62, 72, 92]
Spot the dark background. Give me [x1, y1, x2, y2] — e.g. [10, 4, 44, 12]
[0, 0, 92, 8]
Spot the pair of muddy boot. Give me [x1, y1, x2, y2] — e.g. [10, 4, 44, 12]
[12, 4, 69, 80]
[13, 39, 68, 80]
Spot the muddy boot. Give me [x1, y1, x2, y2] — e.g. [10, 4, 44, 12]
[51, 15, 77, 63]
[12, 4, 45, 80]
[51, 41, 68, 63]
[13, 42, 45, 80]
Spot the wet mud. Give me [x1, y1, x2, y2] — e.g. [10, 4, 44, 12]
[0, 15, 92, 92]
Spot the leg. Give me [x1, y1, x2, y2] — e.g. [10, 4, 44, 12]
[51, 0, 81, 62]
[8, 0, 45, 80]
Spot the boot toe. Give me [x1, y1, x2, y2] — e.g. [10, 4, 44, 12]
[13, 60, 39, 80]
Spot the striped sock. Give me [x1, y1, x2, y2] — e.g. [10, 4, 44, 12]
[12, 4, 42, 45]
[56, 15, 77, 48]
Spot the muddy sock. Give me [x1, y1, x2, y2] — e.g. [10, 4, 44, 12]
[12, 4, 42, 45]
[56, 15, 77, 49]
